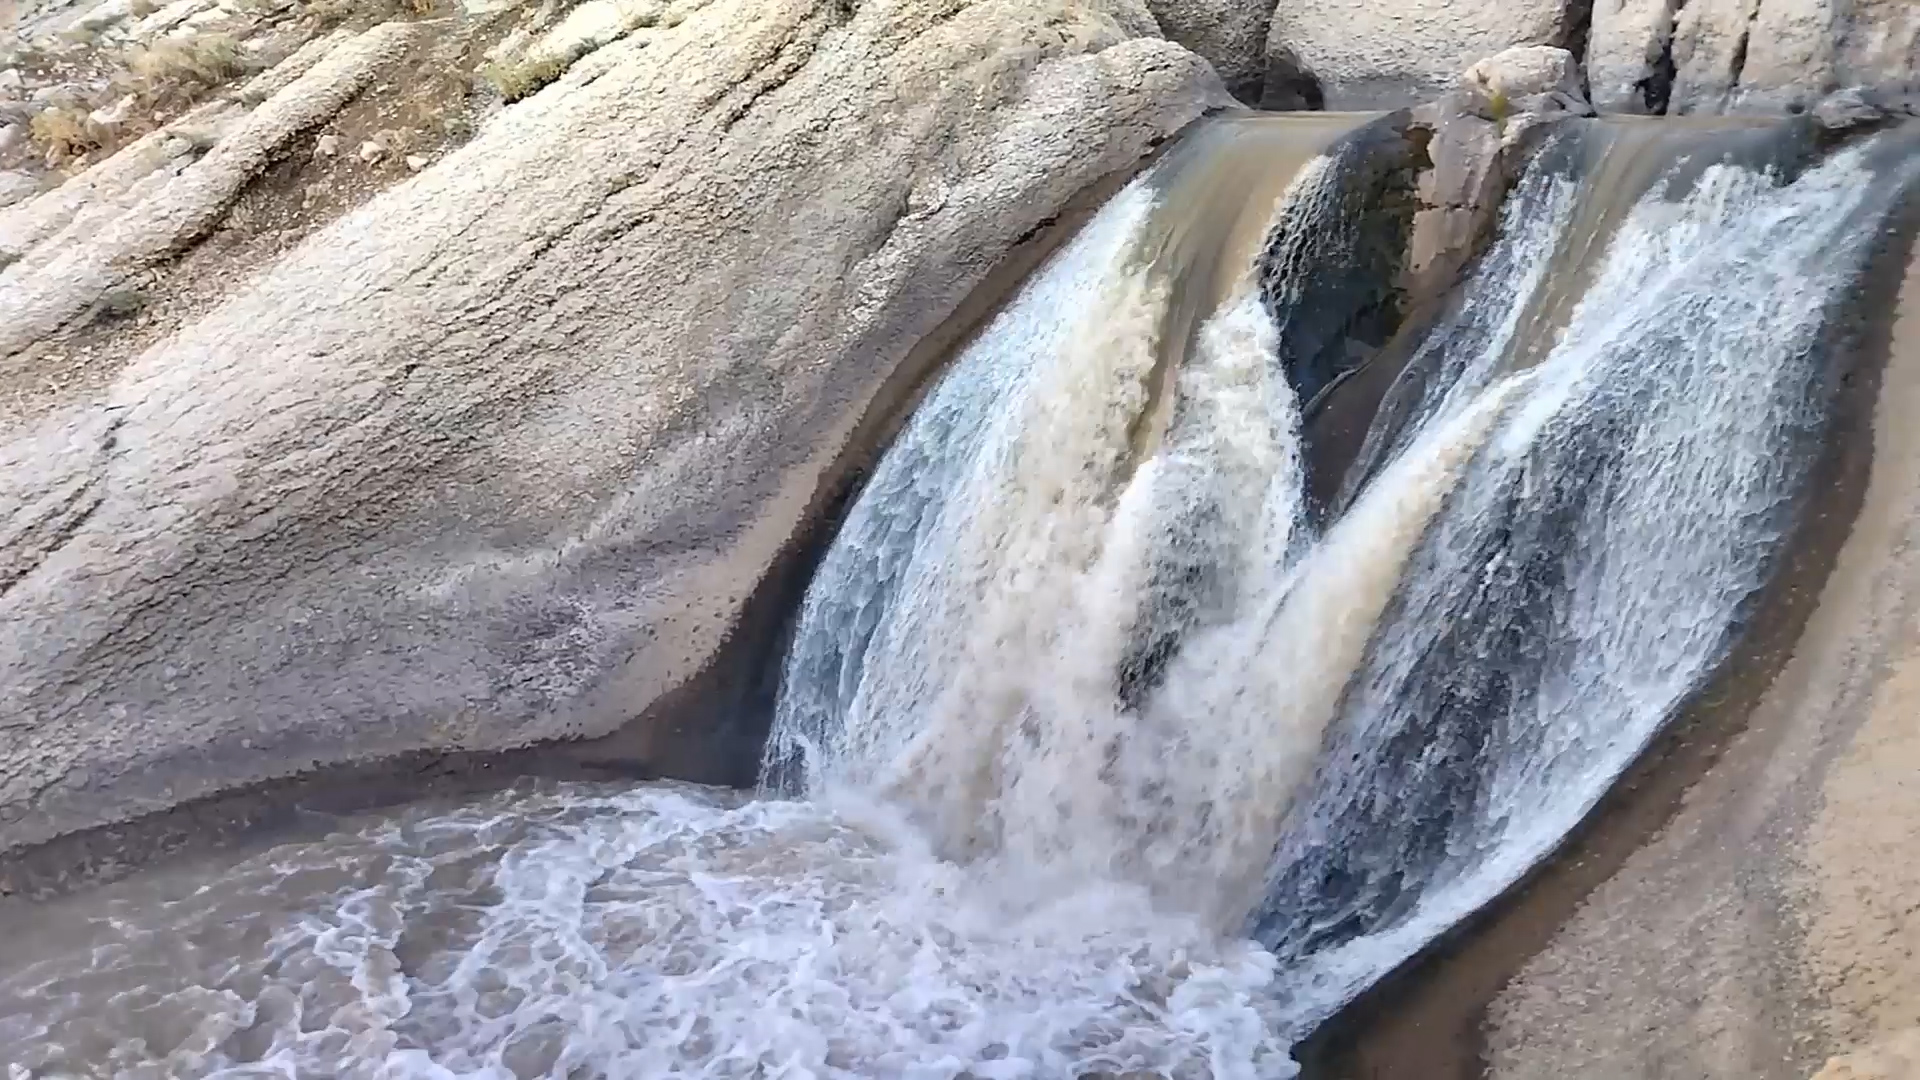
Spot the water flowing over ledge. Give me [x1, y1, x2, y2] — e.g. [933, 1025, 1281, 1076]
[3, 114, 1917, 1079]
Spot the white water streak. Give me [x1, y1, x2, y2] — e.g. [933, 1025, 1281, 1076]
[1265, 144, 1912, 1027]
[3, 126, 1906, 1080]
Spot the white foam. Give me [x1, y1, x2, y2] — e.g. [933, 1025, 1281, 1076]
[0, 786, 1299, 1079]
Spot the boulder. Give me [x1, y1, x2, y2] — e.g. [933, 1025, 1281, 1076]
[1458, 44, 1594, 119]
[0, 0, 1227, 855]
[1589, 0, 1919, 114]
[1399, 47, 1588, 312]
[1144, 0, 1271, 102]
[1263, 0, 1584, 110]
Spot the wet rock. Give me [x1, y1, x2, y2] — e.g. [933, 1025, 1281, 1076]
[1814, 86, 1891, 132]
[1257, 112, 1426, 420]
[0, 0, 1226, 855]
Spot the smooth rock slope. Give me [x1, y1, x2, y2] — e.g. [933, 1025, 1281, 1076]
[0, 0, 1227, 855]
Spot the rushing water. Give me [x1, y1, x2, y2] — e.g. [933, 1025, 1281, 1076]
[3, 116, 1916, 1079]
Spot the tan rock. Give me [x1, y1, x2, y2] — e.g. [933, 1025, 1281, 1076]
[1811, 1030, 1920, 1080]
[1144, 0, 1270, 101]
[0, 0, 1225, 854]
[1459, 43, 1592, 116]
[1589, 0, 1918, 114]
[1264, 0, 1583, 109]
[1397, 47, 1583, 309]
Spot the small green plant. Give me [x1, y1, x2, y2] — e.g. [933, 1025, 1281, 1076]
[1486, 87, 1512, 125]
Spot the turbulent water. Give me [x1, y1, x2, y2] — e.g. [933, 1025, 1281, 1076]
[4, 116, 1917, 1079]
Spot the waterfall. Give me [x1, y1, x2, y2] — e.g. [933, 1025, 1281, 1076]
[1254, 130, 1920, 1026]
[768, 115, 1920, 1036]
[5, 116, 1917, 1080]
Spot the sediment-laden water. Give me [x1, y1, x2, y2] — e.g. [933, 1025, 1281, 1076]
[3, 115, 1916, 1079]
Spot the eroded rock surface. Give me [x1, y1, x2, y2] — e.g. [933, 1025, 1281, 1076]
[0, 0, 1227, 855]
[1588, 0, 1919, 114]
[1261, 0, 1585, 109]
[1144, 0, 1270, 102]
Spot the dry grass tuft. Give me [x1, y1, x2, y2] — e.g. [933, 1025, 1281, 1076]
[305, 0, 438, 30]
[27, 103, 103, 164]
[124, 33, 252, 107]
[479, 53, 571, 101]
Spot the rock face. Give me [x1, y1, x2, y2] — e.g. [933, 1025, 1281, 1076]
[0, 0, 1227, 856]
[1588, 0, 1920, 114]
[1262, 0, 1584, 109]
[1144, 0, 1271, 102]
[1251, 0, 1914, 116]
[1399, 47, 1590, 334]
[1484, 156, 1920, 1079]
[0, 22, 421, 356]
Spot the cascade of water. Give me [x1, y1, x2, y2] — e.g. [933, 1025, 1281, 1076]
[5, 118, 1916, 1080]
[767, 124, 1397, 918]
[1251, 138, 1920, 1030]
[767, 119, 1920, 1036]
